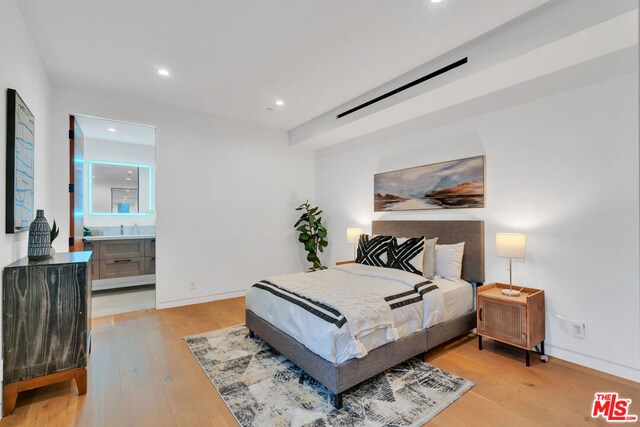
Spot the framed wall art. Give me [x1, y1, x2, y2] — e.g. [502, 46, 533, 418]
[6, 88, 35, 233]
[374, 155, 485, 211]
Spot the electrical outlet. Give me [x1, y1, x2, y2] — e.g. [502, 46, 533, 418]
[571, 321, 585, 338]
[189, 280, 197, 291]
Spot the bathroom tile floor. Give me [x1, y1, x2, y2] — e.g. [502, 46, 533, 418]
[92, 284, 156, 317]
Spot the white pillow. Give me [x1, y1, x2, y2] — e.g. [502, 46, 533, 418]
[422, 237, 438, 279]
[435, 242, 465, 279]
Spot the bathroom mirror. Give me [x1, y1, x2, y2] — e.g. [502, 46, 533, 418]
[89, 161, 153, 215]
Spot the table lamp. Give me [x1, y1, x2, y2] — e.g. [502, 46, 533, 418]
[496, 233, 526, 297]
[347, 228, 363, 259]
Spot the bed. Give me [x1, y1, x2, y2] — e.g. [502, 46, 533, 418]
[246, 220, 484, 409]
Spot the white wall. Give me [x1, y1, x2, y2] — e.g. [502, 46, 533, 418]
[49, 85, 315, 308]
[83, 138, 156, 227]
[0, 0, 51, 267]
[316, 72, 640, 381]
[0, 1, 51, 415]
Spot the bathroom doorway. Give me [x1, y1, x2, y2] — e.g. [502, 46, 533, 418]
[69, 115, 157, 317]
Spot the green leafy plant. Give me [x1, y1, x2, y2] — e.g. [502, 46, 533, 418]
[50, 220, 60, 244]
[294, 200, 328, 271]
[83, 226, 92, 237]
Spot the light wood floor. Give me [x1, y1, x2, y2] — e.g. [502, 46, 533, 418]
[1, 297, 637, 426]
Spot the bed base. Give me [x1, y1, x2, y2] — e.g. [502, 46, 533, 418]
[245, 309, 476, 409]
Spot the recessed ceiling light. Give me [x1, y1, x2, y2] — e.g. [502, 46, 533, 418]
[431, 0, 443, 3]
[108, 127, 117, 132]
[157, 68, 170, 77]
[127, 170, 133, 174]
[126, 177, 131, 181]
[275, 99, 285, 107]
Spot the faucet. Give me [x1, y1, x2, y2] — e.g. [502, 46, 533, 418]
[120, 224, 124, 235]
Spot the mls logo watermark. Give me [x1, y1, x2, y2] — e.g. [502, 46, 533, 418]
[592, 392, 638, 422]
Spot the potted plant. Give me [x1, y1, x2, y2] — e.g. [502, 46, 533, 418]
[294, 200, 328, 271]
[49, 220, 59, 257]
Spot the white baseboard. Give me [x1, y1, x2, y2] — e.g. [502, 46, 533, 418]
[546, 343, 640, 383]
[156, 289, 247, 309]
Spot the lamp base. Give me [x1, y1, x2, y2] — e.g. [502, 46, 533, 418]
[502, 289, 521, 297]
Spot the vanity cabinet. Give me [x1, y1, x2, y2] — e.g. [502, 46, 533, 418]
[91, 260, 100, 280]
[145, 256, 156, 274]
[99, 239, 145, 259]
[145, 238, 155, 257]
[84, 238, 155, 288]
[100, 257, 146, 279]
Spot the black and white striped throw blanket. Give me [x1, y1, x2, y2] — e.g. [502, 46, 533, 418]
[251, 263, 444, 359]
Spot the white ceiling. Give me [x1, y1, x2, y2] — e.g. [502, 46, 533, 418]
[75, 115, 155, 146]
[18, 0, 548, 130]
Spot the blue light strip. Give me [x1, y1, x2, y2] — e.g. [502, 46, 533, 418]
[88, 160, 154, 216]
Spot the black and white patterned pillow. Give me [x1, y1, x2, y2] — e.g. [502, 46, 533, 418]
[356, 235, 392, 267]
[386, 237, 425, 275]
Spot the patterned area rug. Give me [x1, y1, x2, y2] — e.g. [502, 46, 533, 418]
[184, 325, 474, 427]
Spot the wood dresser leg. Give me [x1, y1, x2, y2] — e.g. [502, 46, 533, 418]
[3, 384, 18, 416]
[75, 368, 88, 395]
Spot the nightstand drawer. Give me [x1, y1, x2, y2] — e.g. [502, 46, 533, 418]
[478, 298, 527, 347]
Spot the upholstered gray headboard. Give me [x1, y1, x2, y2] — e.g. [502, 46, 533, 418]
[372, 220, 485, 284]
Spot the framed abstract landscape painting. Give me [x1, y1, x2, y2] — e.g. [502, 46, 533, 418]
[374, 155, 485, 211]
[6, 89, 35, 233]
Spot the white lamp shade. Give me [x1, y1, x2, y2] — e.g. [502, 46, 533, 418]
[347, 228, 363, 244]
[496, 233, 526, 258]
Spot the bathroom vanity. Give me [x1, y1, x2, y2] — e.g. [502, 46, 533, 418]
[83, 235, 155, 290]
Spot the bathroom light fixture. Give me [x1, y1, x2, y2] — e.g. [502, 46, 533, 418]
[275, 99, 285, 107]
[107, 127, 117, 132]
[157, 68, 170, 77]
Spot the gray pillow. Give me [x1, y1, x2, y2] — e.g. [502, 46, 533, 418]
[422, 237, 438, 279]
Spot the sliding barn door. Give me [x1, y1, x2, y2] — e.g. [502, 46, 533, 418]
[69, 116, 85, 252]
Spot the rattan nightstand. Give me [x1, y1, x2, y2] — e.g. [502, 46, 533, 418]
[477, 283, 546, 366]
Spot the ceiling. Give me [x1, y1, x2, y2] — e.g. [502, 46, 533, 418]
[18, 0, 549, 130]
[75, 115, 156, 146]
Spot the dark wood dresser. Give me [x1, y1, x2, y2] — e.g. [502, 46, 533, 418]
[2, 252, 92, 415]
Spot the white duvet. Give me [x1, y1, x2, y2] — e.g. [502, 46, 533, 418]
[246, 264, 466, 363]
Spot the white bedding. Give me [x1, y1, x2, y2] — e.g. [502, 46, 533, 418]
[246, 264, 473, 363]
